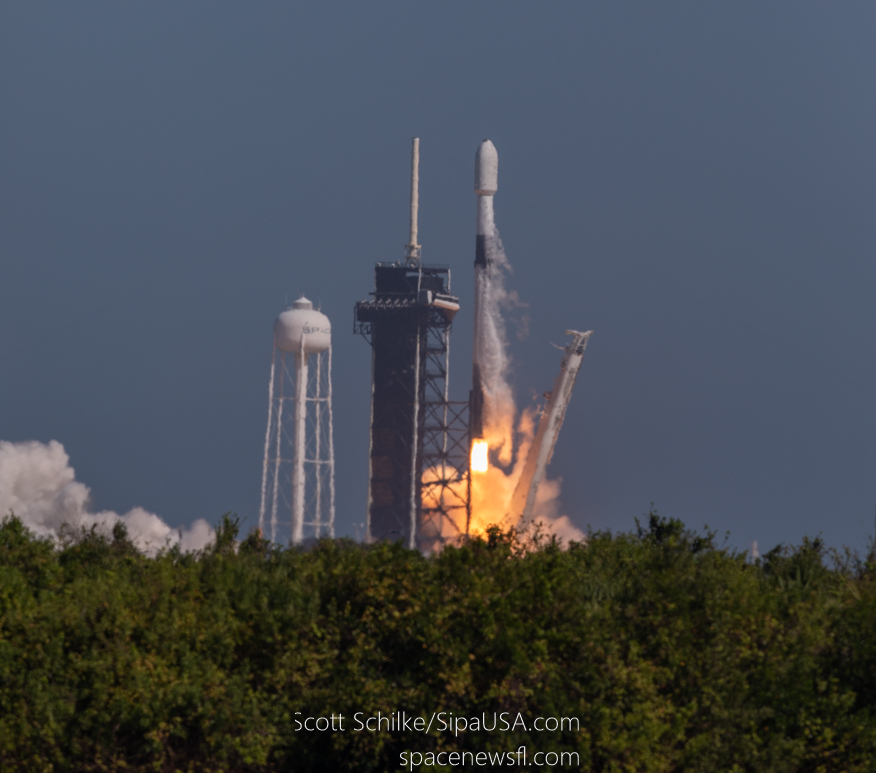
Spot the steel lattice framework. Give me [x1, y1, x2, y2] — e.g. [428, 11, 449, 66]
[355, 262, 470, 552]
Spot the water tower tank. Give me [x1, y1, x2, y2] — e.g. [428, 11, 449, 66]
[274, 297, 331, 354]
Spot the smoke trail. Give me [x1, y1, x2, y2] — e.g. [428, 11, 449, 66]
[471, 206, 585, 544]
[0, 439, 214, 553]
[476, 207, 518, 467]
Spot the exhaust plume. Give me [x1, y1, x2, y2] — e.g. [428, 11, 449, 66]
[470, 214, 585, 544]
[0, 439, 214, 553]
[474, 219, 518, 466]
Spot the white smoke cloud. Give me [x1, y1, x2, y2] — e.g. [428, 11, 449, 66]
[529, 477, 586, 545]
[0, 439, 214, 554]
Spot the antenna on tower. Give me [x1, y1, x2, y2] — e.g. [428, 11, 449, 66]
[405, 137, 422, 264]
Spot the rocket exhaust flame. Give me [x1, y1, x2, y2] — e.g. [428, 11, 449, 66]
[470, 439, 489, 473]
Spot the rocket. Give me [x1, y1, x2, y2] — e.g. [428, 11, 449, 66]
[471, 139, 498, 440]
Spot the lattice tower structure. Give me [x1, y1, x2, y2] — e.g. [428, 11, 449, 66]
[355, 262, 469, 551]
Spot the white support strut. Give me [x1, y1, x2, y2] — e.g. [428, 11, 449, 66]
[258, 348, 276, 535]
[507, 330, 593, 523]
[291, 335, 307, 545]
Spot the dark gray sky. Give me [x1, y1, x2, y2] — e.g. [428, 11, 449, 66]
[2, 2, 875, 553]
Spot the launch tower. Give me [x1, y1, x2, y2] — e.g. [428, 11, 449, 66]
[355, 139, 470, 550]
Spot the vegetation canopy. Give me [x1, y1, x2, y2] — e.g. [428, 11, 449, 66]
[0, 512, 874, 772]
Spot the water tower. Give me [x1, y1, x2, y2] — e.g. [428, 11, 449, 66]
[259, 297, 335, 545]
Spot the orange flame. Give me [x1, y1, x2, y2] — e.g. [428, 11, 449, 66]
[422, 404, 584, 549]
[466, 406, 535, 535]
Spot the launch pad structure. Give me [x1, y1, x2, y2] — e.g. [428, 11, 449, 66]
[355, 139, 470, 551]
[354, 137, 592, 551]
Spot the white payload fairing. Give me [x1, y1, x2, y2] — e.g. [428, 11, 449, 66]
[471, 139, 499, 439]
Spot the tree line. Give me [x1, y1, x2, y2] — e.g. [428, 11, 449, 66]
[0, 512, 874, 772]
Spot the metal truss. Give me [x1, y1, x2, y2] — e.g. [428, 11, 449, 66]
[417, 323, 471, 552]
[355, 263, 471, 552]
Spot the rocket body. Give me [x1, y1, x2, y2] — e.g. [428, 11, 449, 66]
[471, 140, 498, 439]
